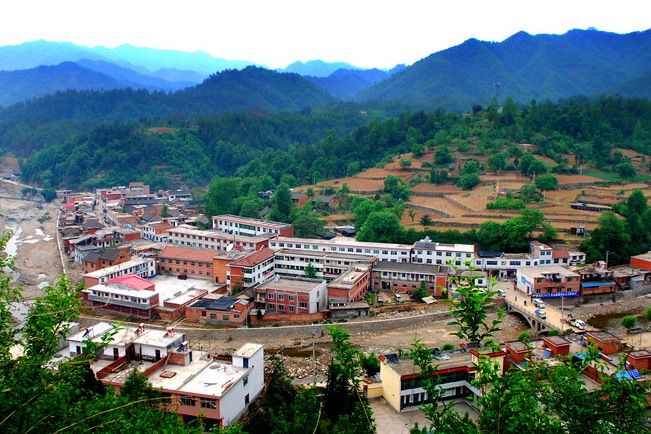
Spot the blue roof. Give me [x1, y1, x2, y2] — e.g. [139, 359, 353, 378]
[581, 281, 616, 288]
[615, 369, 641, 380]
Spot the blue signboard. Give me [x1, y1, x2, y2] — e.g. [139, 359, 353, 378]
[537, 291, 580, 298]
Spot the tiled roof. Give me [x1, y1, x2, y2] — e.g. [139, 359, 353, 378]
[106, 274, 155, 291]
[159, 245, 217, 263]
[552, 249, 570, 259]
[231, 248, 275, 267]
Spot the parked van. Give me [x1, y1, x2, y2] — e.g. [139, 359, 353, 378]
[535, 309, 547, 319]
[533, 298, 545, 309]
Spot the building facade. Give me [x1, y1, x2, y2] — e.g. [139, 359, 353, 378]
[372, 262, 450, 297]
[255, 277, 327, 315]
[212, 214, 294, 237]
[83, 257, 157, 287]
[167, 225, 271, 252]
[516, 266, 581, 298]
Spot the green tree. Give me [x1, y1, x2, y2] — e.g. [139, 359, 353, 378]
[41, 188, 57, 202]
[487, 152, 508, 172]
[518, 183, 544, 203]
[615, 161, 636, 178]
[160, 203, 169, 217]
[304, 263, 317, 278]
[357, 211, 403, 243]
[205, 177, 241, 217]
[534, 174, 558, 191]
[412, 281, 428, 300]
[293, 212, 324, 238]
[269, 182, 293, 223]
[407, 208, 416, 222]
[457, 172, 480, 190]
[430, 169, 450, 184]
[621, 315, 637, 331]
[336, 183, 352, 210]
[518, 154, 547, 176]
[581, 211, 631, 265]
[419, 214, 433, 227]
[645, 306, 651, 323]
[435, 146, 453, 165]
[399, 158, 412, 169]
[352, 198, 385, 229]
[240, 197, 262, 218]
[448, 271, 504, 348]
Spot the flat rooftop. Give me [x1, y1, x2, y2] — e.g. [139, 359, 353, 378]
[517, 265, 580, 278]
[214, 214, 291, 228]
[85, 257, 152, 278]
[167, 225, 272, 243]
[384, 351, 474, 377]
[373, 261, 450, 274]
[68, 322, 114, 342]
[133, 328, 182, 348]
[276, 248, 373, 262]
[274, 236, 412, 250]
[234, 343, 263, 358]
[258, 277, 324, 293]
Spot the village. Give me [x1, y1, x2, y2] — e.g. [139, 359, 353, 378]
[2, 177, 651, 429]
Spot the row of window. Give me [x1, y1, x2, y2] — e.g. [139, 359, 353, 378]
[200, 311, 241, 320]
[266, 304, 298, 312]
[219, 220, 281, 234]
[380, 271, 441, 279]
[163, 266, 211, 276]
[90, 290, 149, 304]
[161, 258, 209, 266]
[170, 232, 256, 248]
[179, 396, 217, 408]
[264, 293, 296, 301]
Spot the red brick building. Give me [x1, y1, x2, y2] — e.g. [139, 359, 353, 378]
[586, 331, 621, 355]
[157, 246, 216, 280]
[185, 296, 252, 326]
[226, 248, 275, 293]
[327, 264, 372, 305]
[371, 261, 450, 297]
[630, 251, 651, 271]
[82, 246, 131, 273]
[255, 277, 327, 315]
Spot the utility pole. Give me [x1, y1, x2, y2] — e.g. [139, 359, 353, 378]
[605, 251, 610, 268]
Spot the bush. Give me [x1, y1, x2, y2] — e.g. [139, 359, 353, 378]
[441, 343, 456, 351]
[487, 196, 525, 210]
[457, 173, 480, 190]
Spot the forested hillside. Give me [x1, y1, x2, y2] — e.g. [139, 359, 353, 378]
[360, 28, 651, 110]
[0, 66, 338, 155]
[18, 97, 651, 194]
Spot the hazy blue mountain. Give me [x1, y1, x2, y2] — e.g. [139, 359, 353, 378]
[359, 28, 651, 111]
[149, 68, 207, 84]
[0, 66, 334, 119]
[177, 66, 334, 112]
[0, 40, 255, 76]
[90, 43, 255, 75]
[0, 62, 127, 106]
[307, 68, 389, 99]
[75, 59, 194, 90]
[280, 60, 359, 77]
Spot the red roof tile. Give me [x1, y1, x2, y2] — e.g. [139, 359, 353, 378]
[106, 274, 155, 291]
[231, 248, 275, 267]
[159, 245, 217, 263]
[552, 249, 570, 259]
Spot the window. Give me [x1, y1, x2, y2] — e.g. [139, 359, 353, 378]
[278, 294, 285, 301]
[267, 293, 275, 299]
[278, 305, 285, 311]
[288, 295, 296, 301]
[289, 306, 296, 312]
[245, 394, 250, 405]
[243, 376, 248, 386]
[200, 398, 217, 409]
[201, 311, 206, 317]
[210, 314, 216, 320]
[223, 315, 230, 321]
[299, 302, 308, 308]
[180, 396, 196, 406]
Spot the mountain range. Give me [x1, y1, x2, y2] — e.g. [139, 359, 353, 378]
[1, 28, 650, 111]
[359, 28, 651, 110]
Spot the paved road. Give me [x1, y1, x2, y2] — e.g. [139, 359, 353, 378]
[501, 283, 589, 333]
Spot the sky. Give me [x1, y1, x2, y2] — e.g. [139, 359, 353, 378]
[1, 0, 649, 69]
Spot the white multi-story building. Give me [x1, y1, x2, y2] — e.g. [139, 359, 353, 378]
[269, 236, 475, 267]
[273, 248, 375, 280]
[167, 225, 271, 252]
[270, 236, 413, 263]
[213, 214, 294, 237]
[66, 322, 263, 426]
[410, 236, 475, 267]
[83, 257, 156, 286]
